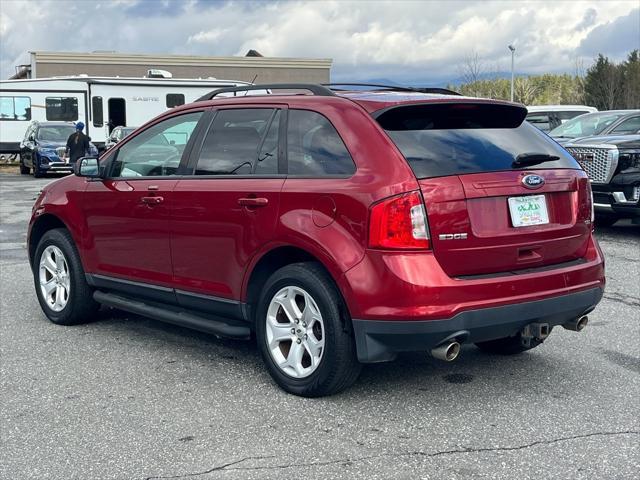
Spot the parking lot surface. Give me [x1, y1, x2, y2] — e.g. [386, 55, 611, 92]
[1, 171, 639, 480]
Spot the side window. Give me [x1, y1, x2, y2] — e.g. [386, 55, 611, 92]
[557, 111, 587, 123]
[196, 108, 277, 175]
[0, 96, 31, 121]
[92, 96, 103, 127]
[112, 111, 203, 178]
[166, 94, 185, 108]
[255, 110, 281, 175]
[46, 97, 78, 121]
[526, 112, 552, 132]
[610, 116, 640, 134]
[287, 110, 355, 176]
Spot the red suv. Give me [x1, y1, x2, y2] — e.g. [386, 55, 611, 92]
[29, 84, 605, 397]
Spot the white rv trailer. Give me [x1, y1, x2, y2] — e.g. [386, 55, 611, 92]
[0, 75, 251, 153]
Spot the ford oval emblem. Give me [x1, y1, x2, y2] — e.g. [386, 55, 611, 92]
[522, 174, 545, 189]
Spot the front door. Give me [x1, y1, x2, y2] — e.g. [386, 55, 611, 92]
[82, 110, 205, 291]
[171, 107, 284, 305]
[108, 98, 126, 134]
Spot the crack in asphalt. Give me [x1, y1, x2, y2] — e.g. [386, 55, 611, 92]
[603, 292, 640, 308]
[143, 430, 639, 479]
[144, 456, 276, 480]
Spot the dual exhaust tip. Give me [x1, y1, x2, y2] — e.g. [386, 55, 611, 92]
[430, 315, 588, 362]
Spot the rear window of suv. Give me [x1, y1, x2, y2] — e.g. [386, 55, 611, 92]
[376, 103, 579, 178]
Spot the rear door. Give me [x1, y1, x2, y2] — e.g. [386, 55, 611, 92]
[376, 102, 592, 277]
[170, 106, 285, 306]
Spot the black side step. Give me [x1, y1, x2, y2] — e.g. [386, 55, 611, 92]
[93, 290, 251, 339]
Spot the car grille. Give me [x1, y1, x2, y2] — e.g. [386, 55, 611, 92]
[564, 146, 617, 184]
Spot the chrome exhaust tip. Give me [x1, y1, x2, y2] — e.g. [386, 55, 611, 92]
[563, 315, 589, 332]
[431, 341, 461, 362]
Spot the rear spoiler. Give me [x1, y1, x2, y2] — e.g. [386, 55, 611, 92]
[374, 102, 529, 130]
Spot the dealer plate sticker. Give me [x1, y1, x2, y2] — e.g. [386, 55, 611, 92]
[508, 195, 549, 227]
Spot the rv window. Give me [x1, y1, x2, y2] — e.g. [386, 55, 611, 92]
[166, 94, 185, 108]
[0, 96, 31, 121]
[92, 97, 104, 127]
[46, 97, 78, 121]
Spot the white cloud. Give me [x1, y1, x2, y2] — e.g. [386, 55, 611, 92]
[0, 0, 638, 83]
[187, 28, 228, 44]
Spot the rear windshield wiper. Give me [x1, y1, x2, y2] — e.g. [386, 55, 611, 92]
[512, 153, 560, 168]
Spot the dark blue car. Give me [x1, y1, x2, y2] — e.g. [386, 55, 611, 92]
[19, 121, 98, 177]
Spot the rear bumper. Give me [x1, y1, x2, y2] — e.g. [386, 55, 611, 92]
[352, 286, 603, 362]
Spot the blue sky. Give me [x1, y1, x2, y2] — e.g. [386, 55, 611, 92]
[1, 0, 638, 83]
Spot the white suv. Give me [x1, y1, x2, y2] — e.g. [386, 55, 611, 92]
[526, 105, 598, 132]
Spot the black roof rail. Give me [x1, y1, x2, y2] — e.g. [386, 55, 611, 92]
[196, 83, 336, 101]
[323, 83, 461, 96]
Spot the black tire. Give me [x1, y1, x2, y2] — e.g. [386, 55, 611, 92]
[19, 156, 30, 175]
[475, 335, 542, 355]
[33, 228, 99, 325]
[595, 214, 619, 227]
[255, 262, 361, 397]
[32, 164, 44, 178]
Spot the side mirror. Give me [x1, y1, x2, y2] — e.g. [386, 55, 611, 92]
[28, 134, 35, 142]
[74, 157, 102, 178]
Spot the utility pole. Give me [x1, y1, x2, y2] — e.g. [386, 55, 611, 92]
[508, 44, 516, 102]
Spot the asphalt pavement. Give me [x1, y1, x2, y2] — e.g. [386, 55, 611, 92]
[1, 170, 639, 480]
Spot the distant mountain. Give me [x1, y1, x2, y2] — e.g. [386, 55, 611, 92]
[333, 72, 522, 88]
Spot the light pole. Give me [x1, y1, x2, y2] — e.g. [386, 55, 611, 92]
[508, 44, 516, 102]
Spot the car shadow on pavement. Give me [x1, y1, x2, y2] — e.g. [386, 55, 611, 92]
[89, 307, 580, 402]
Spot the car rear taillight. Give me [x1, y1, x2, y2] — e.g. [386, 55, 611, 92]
[368, 191, 431, 249]
[587, 181, 595, 224]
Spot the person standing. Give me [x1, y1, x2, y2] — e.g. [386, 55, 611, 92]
[65, 122, 90, 163]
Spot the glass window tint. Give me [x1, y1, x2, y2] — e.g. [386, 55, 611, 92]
[610, 116, 640, 134]
[549, 112, 626, 138]
[286, 110, 355, 176]
[253, 110, 280, 175]
[0, 96, 31, 121]
[46, 97, 78, 121]
[112, 111, 202, 178]
[526, 113, 552, 132]
[378, 104, 578, 179]
[37, 125, 76, 142]
[92, 96, 103, 127]
[196, 109, 275, 175]
[556, 111, 588, 121]
[166, 94, 185, 108]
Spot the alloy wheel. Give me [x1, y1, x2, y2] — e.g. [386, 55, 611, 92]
[265, 286, 325, 378]
[39, 245, 71, 312]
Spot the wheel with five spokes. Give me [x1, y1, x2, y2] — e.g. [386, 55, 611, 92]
[256, 262, 361, 397]
[33, 228, 99, 325]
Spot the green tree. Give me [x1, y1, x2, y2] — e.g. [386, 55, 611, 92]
[620, 50, 640, 109]
[584, 54, 623, 110]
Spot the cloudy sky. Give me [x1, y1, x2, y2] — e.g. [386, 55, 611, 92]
[1, 0, 638, 83]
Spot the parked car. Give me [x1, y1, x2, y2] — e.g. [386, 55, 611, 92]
[20, 121, 98, 177]
[105, 126, 137, 150]
[549, 110, 640, 144]
[526, 105, 598, 132]
[28, 83, 604, 397]
[565, 134, 640, 226]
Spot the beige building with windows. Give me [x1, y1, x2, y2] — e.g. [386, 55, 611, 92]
[10, 51, 332, 83]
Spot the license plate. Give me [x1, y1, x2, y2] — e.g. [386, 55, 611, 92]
[508, 195, 549, 227]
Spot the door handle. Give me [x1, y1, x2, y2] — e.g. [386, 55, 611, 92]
[141, 196, 164, 205]
[238, 197, 269, 207]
